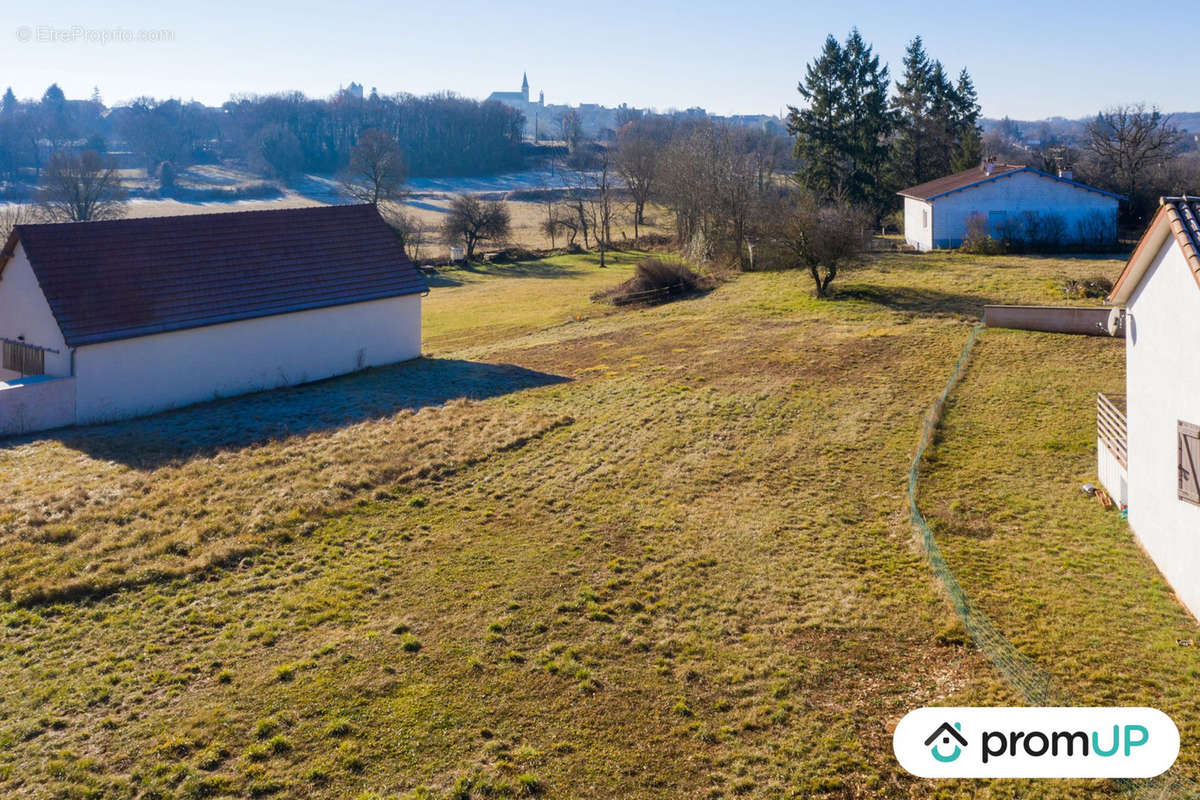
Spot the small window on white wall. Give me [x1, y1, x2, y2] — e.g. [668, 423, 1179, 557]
[922, 209, 928, 228]
[1179, 421, 1200, 505]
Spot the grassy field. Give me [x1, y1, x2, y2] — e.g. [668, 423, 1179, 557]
[0, 246, 1195, 799]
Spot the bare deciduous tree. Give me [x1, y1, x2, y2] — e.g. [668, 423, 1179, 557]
[440, 194, 511, 261]
[573, 150, 617, 266]
[615, 120, 667, 239]
[380, 207, 426, 261]
[774, 195, 870, 297]
[656, 121, 783, 268]
[38, 149, 126, 222]
[1086, 105, 1183, 214]
[340, 128, 407, 205]
[0, 203, 40, 241]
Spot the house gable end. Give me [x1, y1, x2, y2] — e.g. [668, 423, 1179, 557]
[1111, 199, 1200, 304]
[0, 241, 71, 376]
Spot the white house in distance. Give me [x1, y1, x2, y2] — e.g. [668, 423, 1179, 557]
[0, 204, 426, 435]
[898, 162, 1122, 250]
[1099, 196, 1200, 618]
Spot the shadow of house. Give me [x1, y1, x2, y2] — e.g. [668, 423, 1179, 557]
[4, 358, 570, 469]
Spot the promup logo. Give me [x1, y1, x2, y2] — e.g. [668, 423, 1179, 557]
[924, 722, 967, 763]
[894, 707, 1179, 779]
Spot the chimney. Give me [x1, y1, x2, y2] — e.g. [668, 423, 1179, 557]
[1058, 167, 1073, 181]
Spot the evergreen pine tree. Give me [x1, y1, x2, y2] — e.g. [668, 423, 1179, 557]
[1, 88, 16, 114]
[787, 34, 846, 202]
[839, 29, 893, 210]
[950, 69, 983, 171]
[787, 29, 891, 209]
[890, 38, 983, 186]
[887, 36, 936, 189]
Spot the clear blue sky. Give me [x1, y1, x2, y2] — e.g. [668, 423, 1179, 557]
[2, 0, 1195, 119]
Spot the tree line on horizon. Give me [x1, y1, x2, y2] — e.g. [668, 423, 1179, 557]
[0, 83, 525, 193]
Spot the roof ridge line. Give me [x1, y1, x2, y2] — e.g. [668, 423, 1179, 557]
[13, 201, 378, 231]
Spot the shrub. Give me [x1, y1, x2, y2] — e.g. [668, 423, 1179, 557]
[1021, 210, 1068, 250]
[1062, 276, 1114, 299]
[960, 212, 1002, 254]
[592, 258, 704, 306]
[1076, 210, 1117, 246]
[991, 214, 1023, 250]
[158, 162, 177, 193]
[485, 246, 539, 264]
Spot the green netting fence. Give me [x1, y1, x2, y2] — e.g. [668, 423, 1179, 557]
[907, 323, 1200, 798]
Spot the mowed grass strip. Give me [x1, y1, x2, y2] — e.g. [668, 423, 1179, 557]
[2, 247, 1192, 799]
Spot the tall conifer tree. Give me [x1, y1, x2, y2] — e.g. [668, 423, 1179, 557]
[787, 29, 891, 210]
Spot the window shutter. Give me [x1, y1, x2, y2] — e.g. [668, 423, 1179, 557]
[1179, 421, 1200, 505]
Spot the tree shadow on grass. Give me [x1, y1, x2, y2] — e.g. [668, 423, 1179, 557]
[834, 283, 998, 319]
[5, 358, 570, 469]
[423, 272, 465, 287]
[447, 260, 591, 280]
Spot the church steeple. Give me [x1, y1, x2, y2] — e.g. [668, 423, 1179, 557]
[521, 72, 529, 102]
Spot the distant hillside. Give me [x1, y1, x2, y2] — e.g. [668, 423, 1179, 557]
[982, 111, 1200, 140]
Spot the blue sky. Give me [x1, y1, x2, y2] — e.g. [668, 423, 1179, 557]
[2, 0, 1195, 119]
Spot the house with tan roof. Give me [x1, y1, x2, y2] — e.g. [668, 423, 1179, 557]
[898, 162, 1121, 250]
[1098, 197, 1200, 617]
[0, 204, 426, 435]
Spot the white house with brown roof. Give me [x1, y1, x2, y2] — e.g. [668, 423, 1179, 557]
[899, 163, 1121, 250]
[0, 204, 426, 435]
[1101, 197, 1200, 617]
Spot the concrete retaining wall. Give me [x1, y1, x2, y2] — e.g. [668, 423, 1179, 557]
[983, 305, 1123, 337]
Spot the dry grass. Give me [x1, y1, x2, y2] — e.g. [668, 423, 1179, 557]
[1, 246, 1195, 799]
[0, 395, 570, 607]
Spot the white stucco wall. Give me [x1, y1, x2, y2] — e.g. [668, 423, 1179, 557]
[0, 376, 76, 435]
[927, 171, 1118, 250]
[903, 197, 933, 250]
[73, 293, 422, 424]
[0, 243, 71, 376]
[1124, 239, 1200, 618]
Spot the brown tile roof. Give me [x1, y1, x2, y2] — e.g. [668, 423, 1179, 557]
[897, 163, 1123, 202]
[1166, 197, 1200, 275]
[1, 204, 426, 347]
[898, 163, 1026, 200]
[1110, 197, 1200, 303]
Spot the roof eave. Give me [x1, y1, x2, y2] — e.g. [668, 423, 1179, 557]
[1109, 206, 1175, 304]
